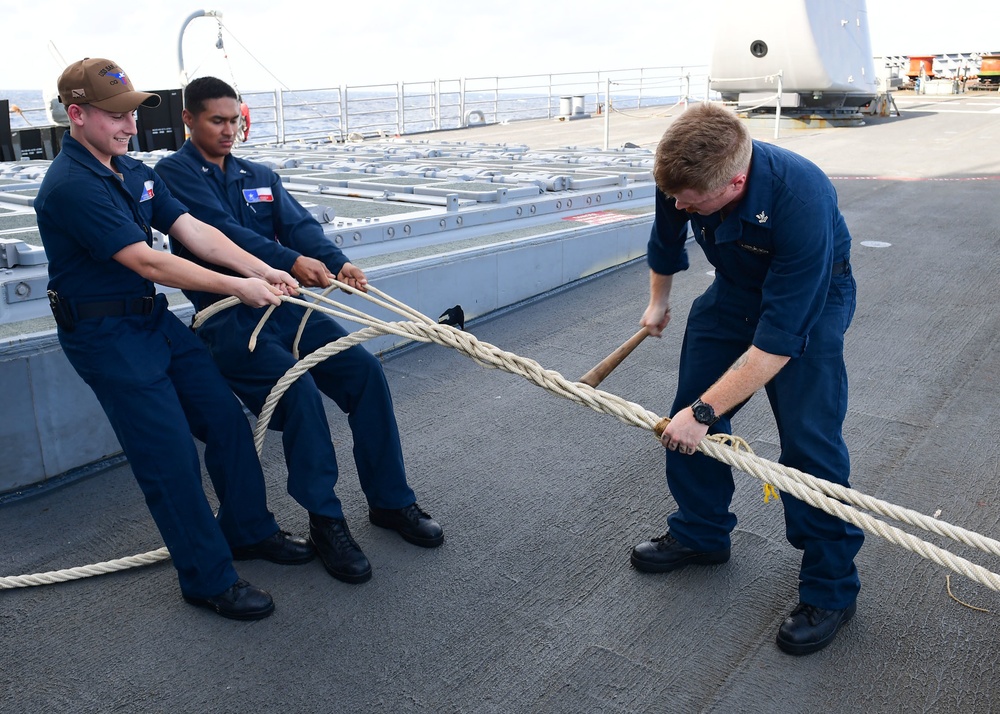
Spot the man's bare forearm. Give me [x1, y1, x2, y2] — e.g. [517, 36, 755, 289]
[699, 346, 790, 414]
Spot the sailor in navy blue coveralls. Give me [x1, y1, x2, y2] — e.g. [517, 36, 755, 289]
[642, 138, 864, 613]
[36, 136, 282, 602]
[154, 138, 416, 523]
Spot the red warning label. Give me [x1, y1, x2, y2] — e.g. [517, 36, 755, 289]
[562, 211, 636, 226]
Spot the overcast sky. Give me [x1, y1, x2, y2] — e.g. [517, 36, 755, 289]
[2, 0, 998, 91]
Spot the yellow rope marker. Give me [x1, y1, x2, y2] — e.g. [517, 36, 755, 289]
[654, 415, 777, 502]
[3, 281, 1000, 601]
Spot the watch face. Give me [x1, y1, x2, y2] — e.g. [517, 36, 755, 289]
[693, 402, 715, 425]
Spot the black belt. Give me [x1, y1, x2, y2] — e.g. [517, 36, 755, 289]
[832, 260, 850, 276]
[74, 295, 156, 320]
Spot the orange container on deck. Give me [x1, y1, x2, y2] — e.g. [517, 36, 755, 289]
[907, 56, 935, 79]
[979, 55, 1000, 81]
[979, 55, 1000, 75]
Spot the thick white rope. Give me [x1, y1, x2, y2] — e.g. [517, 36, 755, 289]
[4, 283, 999, 595]
[0, 548, 171, 589]
[249, 284, 1000, 593]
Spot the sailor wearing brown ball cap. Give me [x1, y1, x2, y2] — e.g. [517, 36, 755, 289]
[37, 58, 307, 621]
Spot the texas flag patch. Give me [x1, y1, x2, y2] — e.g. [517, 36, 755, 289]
[242, 187, 274, 203]
[139, 180, 155, 202]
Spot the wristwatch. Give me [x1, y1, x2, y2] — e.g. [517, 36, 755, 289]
[690, 399, 720, 426]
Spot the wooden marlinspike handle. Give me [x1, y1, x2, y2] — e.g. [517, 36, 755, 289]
[577, 326, 651, 388]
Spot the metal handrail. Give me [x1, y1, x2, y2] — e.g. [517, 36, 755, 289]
[4, 64, 710, 142]
[5, 104, 50, 128]
[237, 65, 709, 144]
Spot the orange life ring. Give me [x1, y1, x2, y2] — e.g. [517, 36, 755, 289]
[239, 102, 251, 142]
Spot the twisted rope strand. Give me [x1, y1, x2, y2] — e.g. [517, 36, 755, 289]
[696, 439, 1000, 591]
[4, 285, 999, 596]
[0, 548, 170, 590]
[704, 443, 1000, 558]
[249, 292, 1000, 593]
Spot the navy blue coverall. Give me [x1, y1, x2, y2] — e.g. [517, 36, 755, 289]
[648, 140, 864, 610]
[35, 134, 279, 599]
[154, 141, 416, 519]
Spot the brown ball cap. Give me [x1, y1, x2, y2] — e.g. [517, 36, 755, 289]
[57, 58, 160, 113]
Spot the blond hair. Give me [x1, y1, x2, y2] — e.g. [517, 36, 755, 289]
[653, 103, 752, 195]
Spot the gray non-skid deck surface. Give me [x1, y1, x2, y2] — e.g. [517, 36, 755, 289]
[3, 97, 1000, 713]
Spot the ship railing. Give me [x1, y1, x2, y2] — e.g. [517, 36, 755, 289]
[709, 71, 785, 139]
[238, 65, 709, 145]
[5, 103, 50, 128]
[601, 72, 710, 149]
[238, 87, 345, 144]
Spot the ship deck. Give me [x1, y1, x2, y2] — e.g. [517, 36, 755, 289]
[2, 92, 1000, 713]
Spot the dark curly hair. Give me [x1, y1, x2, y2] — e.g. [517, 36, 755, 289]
[184, 76, 239, 115]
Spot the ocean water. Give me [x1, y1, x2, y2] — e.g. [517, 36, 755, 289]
[5, 65, 703, 146]
[3, 90, 47, 130]
[239, 88, 677, 143]
[242, 89, 560, 142]
[3, 87, 678, 144]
